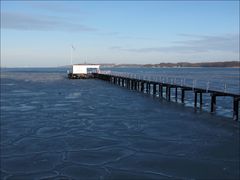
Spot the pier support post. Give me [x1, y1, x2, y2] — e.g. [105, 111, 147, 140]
[167, 86, 171, 101]
[131, 80, 133, 90]
[181, 88, 192, 104]
[194, 92, 198, 107]
[146, 83, 149, 94]
[141, 82, 144, 92]
[148, 83, 151, 94]
[165, 86, 168, 99]
[199, 93, 203, 107]
[147, 83, 149, 94]
[181, 89, 185, 103]
[233, 97, 239, 121]
[159, 85, 163, 97]
[127, 79, 130, 89]
[153, 84, 156, 95]
[211, 94, 216, 113]
[134, 80, 137, 90]
[175, 87, 178, 102]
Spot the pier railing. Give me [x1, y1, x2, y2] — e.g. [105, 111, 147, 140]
[96, 71, 240, 121]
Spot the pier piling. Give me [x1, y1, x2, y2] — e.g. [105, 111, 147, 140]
[159, 85, 163, 97]
[194, 92, 198, 107]
[233, 97, 239, 121]
[211, 94, 216, 113]
[181, 89, 185, 103]
[175, 87, 178, 102]
[200, 93, 203, 107]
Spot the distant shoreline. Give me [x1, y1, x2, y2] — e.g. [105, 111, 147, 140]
[1, 61, 239, 68]
[101, 61, 239, 68]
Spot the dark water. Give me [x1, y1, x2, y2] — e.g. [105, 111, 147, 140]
[1, 68, 239, 179]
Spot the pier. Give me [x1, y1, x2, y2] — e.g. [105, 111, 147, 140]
[93, 72, 240, 121]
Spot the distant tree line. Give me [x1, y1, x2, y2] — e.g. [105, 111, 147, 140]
[107, 61, 239, 68]
[147, 61, 240, 68]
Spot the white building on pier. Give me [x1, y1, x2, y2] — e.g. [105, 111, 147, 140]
[68, 64, 100, 79]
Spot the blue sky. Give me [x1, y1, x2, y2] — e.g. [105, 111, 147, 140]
[1, 1, 239, 67]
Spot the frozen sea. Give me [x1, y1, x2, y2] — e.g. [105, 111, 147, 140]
[0, 68, 239, 179]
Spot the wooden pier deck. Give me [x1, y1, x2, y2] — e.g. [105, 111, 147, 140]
[94, 72, 240, 121]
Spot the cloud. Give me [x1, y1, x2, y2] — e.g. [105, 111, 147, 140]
[111, 34, 239, 53]
[174, 34, 239, 52]
[1, 11, 97, 32]
[110, 46, 122, 50]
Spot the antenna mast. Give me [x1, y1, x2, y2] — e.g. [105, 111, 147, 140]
[70, 47, 73, 65]
[70, 45, 75, 65]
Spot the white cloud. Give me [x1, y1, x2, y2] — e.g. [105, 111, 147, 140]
[1, 11, 97, 32]
[111, 34, 239, 54]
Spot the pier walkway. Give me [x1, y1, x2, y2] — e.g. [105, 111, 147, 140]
[94, 72, 240, 121]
